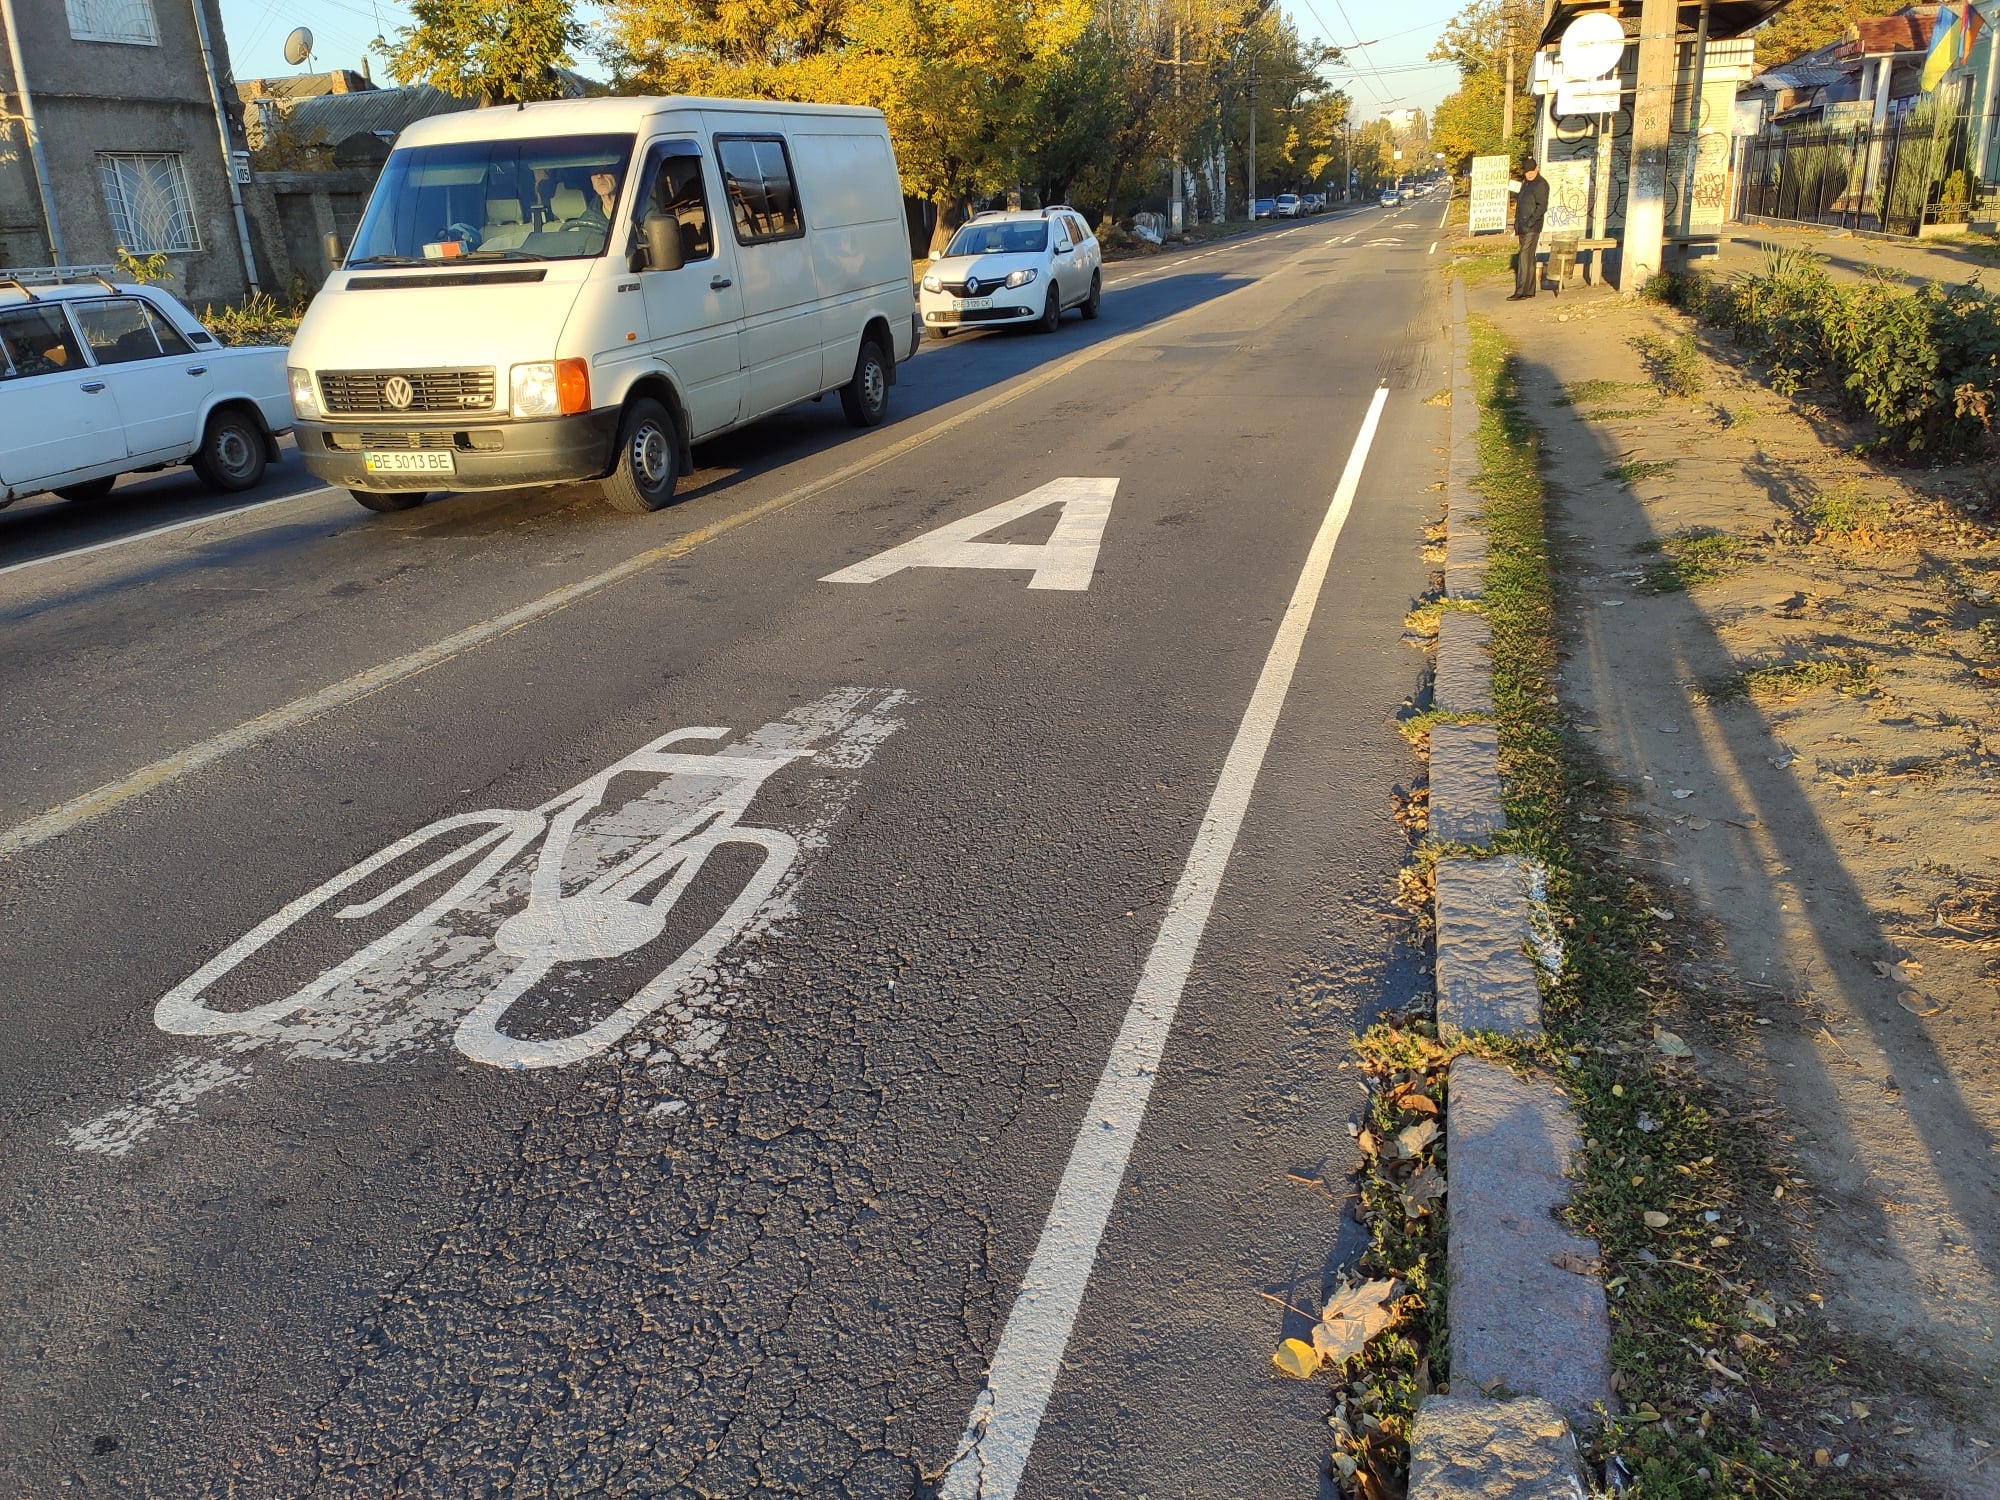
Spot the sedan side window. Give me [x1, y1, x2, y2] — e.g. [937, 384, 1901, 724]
[143, 303, 195, 357]
[0, 304, 86, 380]
[71, 299, 167, 365]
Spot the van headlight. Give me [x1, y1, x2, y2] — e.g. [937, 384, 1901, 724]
[287, 366, 318, 419]
[921, 272, 942, 292]
[510, 359, 590, 418]
[1004, 268, 1038, 288]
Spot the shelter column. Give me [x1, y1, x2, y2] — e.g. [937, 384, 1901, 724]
[1622, 0, 1678, 289]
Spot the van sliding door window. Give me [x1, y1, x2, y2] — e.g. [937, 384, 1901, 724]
[635, 140, 714, 263]
[716, 137, 805, 246]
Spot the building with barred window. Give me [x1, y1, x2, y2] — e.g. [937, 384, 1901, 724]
[1, 0, 256, 304]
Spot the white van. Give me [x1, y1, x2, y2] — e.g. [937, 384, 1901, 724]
[287, 96, 920, 514]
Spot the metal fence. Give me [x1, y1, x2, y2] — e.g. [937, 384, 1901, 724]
[1736, 107, 1989, 235]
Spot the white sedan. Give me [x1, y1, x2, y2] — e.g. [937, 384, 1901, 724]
[0, 278, 291, 507]
[919, 207, 1103, 337]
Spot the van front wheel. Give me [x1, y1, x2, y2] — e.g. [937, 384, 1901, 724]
[840, 339, 889, 428]
[602, 398, 681, 513]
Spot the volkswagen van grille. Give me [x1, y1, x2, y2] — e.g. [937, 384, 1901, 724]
[318, 369, 496, 415]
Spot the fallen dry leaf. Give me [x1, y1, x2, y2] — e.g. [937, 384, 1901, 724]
[1745, 1296, 1777, 1328]
[1393, 1119, 1439, 1160]
[1400, 1165, 1444, 1217]
[1398, 1092, 1439, 1116]
[1896, 990, 1947, 1018]
[1356, 1129, 1378, 1156]
[1648, 906, 1674, 921]
[1313, 1278, 1401, 1366]
[1644, 1210, 1671, 1229]
[1551, 1249, 1601, 1276]
[1874, 959, 1924, 983]
[1655, 1028, 1693, 1058]
[1272, 1337, 1319, 1379]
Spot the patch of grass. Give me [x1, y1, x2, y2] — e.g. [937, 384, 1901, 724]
[1556, 378, 1645, 408]
[1404, 597, 1487, 633]
[1631, 332, 1706, 398]
[1457, 315, 1867, 1493]
[1397, 707, 1494, 746]
[1803, 479, 1893, 541]
[1581, 406, 1661, 421]
[1450, 249, 1514, 285]
[1605, 459, 1680, 487]
[1635, 528, 1750, 593]
[1702, 653, 1877, 703]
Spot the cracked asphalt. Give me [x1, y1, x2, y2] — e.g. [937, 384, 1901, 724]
[2, 202, 1449, 1498]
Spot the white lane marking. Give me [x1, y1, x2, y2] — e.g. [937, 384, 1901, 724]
[0, 486, 341, 580]
[2, 288, 1249, 861]
[821, 477, 1115, 591]
[1430, 242, 1438, 254]
[935, 384, 1392, 1500]
[74, 689, 906, 1152]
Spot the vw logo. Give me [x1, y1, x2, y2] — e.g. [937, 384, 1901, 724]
[381, 375, 414, 410]
[964, 277, 980, 296]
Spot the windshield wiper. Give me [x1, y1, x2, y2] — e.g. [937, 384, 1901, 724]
[343, 254, 423, 267]
[460, 249, 548, 262]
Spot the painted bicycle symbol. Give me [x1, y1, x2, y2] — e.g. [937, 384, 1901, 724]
[155, 727, 803, 1069]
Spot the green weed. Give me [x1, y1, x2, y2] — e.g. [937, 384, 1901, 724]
[1631, 332, 1706, 398]
[1803, 479, 1892, 540]
[1635, 529, 1749, 592]
[1605, 459, 1680, 487]
[1703, 653, 1877, 702]
[1556, 378, 1645, 407]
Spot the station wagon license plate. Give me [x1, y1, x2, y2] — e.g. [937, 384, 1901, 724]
[363, 450, 455, 475]
[951, 296, 993, 312]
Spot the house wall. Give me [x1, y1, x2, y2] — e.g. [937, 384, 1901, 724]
[0, 0, 252, 303]
[238, 167, 376, 295]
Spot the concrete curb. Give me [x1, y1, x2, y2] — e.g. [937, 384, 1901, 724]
[1407, 280, 1612, 1498]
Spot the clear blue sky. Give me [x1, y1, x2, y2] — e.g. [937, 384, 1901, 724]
[216, 0, 1457, 121]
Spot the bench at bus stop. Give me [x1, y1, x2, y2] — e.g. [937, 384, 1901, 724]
[1540, 232, 1719, 290]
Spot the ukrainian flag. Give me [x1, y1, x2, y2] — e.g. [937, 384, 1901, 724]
[1923, 3, 1967, 91]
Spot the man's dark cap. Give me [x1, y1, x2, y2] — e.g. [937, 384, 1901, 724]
[1523, 156, 1539, 170]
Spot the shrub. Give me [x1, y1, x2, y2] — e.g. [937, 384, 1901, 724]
[200, 291, 306, 346]
[1631, 331, 1705, 397]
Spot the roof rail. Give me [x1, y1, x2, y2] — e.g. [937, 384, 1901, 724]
[0, 264, 123, 293]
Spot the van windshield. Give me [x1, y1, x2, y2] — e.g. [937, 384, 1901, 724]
[945, 221, 1049, 257]
[346, 133, 637, 266]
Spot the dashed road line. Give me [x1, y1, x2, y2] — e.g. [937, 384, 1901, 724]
[935, 382, 1392, 1500]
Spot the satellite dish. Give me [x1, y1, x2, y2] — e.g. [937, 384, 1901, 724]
[1558, 12, 1625, 81]
[282, 26, 314, 66]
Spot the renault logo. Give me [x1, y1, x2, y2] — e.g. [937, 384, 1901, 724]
[964, 277, 980, 296]
[381, 375, 414, 410]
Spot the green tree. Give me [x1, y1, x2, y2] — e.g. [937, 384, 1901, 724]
[388, 0, 587, 105]
[1753, 0, 1904, 66]
[1428, 0, 1534, 172]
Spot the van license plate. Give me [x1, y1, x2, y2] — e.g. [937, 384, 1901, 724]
[363, 450, 455, 474]
[951, 297, 993, 311]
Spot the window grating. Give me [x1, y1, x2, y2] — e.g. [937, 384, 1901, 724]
[98, 153, 201, 253]
[66, 0, 159, 44]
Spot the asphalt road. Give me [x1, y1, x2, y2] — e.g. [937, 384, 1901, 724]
[2, 197, 1451, 1498]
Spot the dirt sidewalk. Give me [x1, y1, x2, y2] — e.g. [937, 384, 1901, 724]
[1469, 272, 2000, 1491]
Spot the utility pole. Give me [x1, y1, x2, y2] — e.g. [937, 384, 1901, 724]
[1172, 21, 1186, 234]
[1501, 9, 1515, 147]
[0, 0, 66, 265]
[1247, 41, 1257, 218]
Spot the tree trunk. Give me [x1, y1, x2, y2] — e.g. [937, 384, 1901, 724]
[928, 196, 969, 255]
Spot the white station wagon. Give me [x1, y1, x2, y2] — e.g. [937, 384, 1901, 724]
[0, 278, 291, 508]
[919, 207, 1102, 336]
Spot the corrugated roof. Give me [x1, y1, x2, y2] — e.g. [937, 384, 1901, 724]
[278, 85, 476, 147]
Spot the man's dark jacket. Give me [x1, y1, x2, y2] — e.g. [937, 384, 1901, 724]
[1516, 174, 1549, 234]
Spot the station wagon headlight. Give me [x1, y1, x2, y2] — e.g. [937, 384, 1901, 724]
[1004, 268, 1038, 289]
[921, 272, 942, 293]
[510, 359, 590, 418]
[288, 366, 319, 419]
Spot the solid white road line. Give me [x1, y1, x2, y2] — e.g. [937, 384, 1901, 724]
[1430, 242, 1438, 254]
[935, 383, 1393, 1500]
[0, 486, 342, 580]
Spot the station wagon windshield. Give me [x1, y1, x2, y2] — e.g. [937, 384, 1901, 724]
[346, 133, 637, 265]
[945, 221, 1049, 256]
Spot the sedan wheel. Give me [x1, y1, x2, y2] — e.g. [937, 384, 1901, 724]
[192, 408, 267, 493]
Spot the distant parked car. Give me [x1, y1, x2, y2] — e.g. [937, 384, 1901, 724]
[1253, 197, 1275, 219]
[1, 277, 290, 508]
[1379, 189, 1401, 207]
[1275, 193, 1301, 218]
[919, 206, 1102, 337]
[1303, 193, 1327, 213]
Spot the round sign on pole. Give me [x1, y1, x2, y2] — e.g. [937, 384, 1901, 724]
[1559, 12, 1626, 81]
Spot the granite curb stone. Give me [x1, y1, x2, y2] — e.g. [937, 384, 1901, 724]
[1435, 611, 1497, 715]
[1408, 1396, 1590, 1499]
[1428, 721, 1506, 846]
[1434, 855, 1543, 1038]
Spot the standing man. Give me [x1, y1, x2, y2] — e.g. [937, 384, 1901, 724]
[1510, 158, 1550, 301]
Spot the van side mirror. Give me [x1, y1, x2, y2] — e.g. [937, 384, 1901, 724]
[642, 213, 683, 273]
[322, 231, 344, 272]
